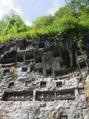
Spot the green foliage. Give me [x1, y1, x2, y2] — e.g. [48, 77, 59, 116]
[0, 3, 89, 54]
[32, 15, 54, 28]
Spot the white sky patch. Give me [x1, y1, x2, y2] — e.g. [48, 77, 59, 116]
[0, 0, 31, 26]
[47, 0, 65, 15]
[0, 0, 66, 26]
[0, 0, 22, 19]
[24, 19, 32, 26]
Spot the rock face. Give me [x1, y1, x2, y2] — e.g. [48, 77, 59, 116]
[0, 40, 89, 119]
[0, 69, 89, 119]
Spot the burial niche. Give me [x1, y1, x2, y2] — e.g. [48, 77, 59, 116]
[3, 68, 10, 75]
[78, 88, 84, 95]
[56, 81, 62, 88]
[25, 80, 31, 87]
[60, 115, 68, 119]
[46, 69, 52, 76]
[56, 89, 75, 100]
[8, 82, 14, 88]
[79, 61, 87, 69]
[40, 81, 46, 88]
[21, 66, 28, 72]
[2, 91, 33, 101]
[36, 91, 55, 101]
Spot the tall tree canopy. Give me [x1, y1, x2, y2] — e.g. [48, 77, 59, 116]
[0, 1, 89, 56]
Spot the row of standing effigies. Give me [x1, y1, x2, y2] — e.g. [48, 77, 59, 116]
[2, 91, 33, 101]
[36, 90, 75, 101]
[2, 89, 76, 101]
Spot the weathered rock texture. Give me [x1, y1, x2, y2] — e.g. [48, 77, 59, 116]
[0, 40, 89, 119]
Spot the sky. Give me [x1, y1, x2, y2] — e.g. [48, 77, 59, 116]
[0, 0, 66, 26]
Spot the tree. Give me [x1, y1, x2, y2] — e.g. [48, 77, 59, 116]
[66, 0, 89, 13]
[0, 9, 27, 35]
[32, 15, 54, 29]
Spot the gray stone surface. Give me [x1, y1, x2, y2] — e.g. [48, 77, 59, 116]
[0, 65, 89, 119]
